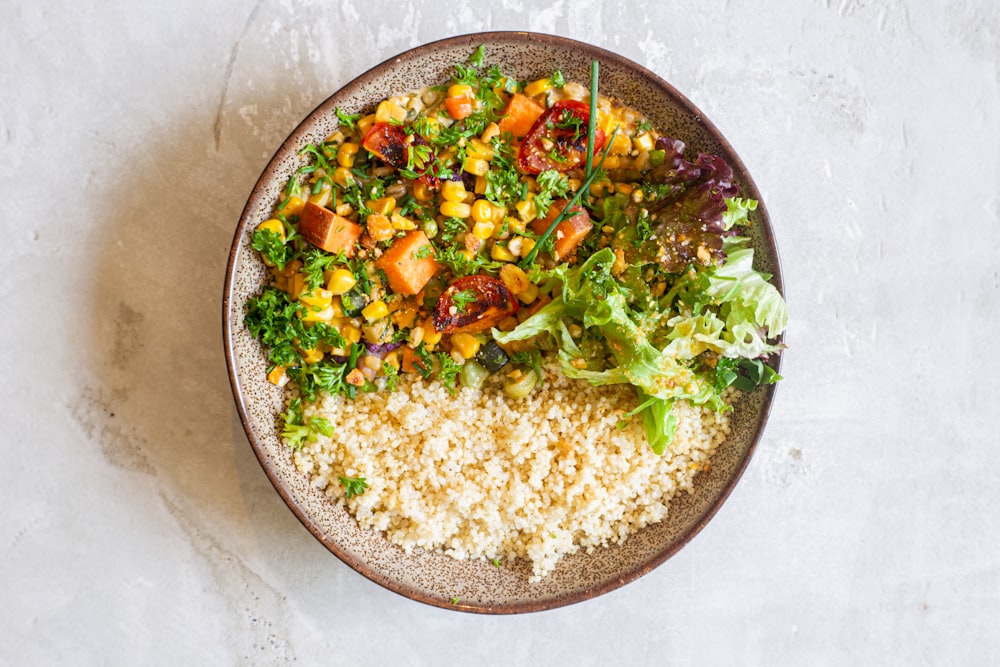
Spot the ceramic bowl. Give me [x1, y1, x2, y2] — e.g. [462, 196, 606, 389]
[223, 31, 783, 613]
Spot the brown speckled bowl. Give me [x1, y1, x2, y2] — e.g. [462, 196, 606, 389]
[223, 32, 783, 614]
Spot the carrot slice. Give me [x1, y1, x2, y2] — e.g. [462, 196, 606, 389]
[498, 93, 545, 138]
[297, 201, 363, 256]
[375, 230, 440, 295]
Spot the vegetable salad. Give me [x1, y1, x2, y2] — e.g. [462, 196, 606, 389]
[246, 46, 787, 456]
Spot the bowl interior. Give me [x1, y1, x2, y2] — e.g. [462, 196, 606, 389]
[224, 32, 782, 613]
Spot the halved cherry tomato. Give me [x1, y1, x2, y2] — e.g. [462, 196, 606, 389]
[517, 100, 605, 174]
[433, 275, 519, 334]
[362, 122, 438, 186]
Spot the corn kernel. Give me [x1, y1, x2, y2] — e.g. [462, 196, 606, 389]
[451, 333, 481, 359]
[300, 287, 333, 310]
[472, 221, 495, 240]
[375, 100, 406, 124]
[341, 324, 362, 344]
[632, 132, 655, 152]
[422, 319, 443, 347]
[383, 350, 400, 371]
[516, 236, 536, 258]
[524, 77, 555, 97]
[390, 213, 417, 231]
[326, 130, 345, 144]
[447, 84, 474, 99]
[301, 347, 324, 364]
[471, 199, 497, 224]
[333, 167, 355, 188]
[440, 200, 471, 219]
[335, 202, 353, 217]
[460, 248, 476, 262]
[363, 354, 383, 371]
[474, 174, 487, 195]
[266, 365, 289, 387]
[499, 264, 530, 295]
[326, 268, 357, 295]
[491, 243, 516, 262]
[362, 300, 389, 322]
[517, 283, 539, 304]
[603, 156, 621, 170]
[589, 179, 613, 197]
[467, 138, 495, 161]
[256, 218, 286, 242]
[280, 196, 305, 217]
[440, 180, 467, 203]
[367, 196, 396, 216]
[515, 197, 536, 223]
[480, 122, 500, 143]
[412, 181, 434, 202]
[463, 156, 489, 176]
[356, 114, 376, 136]
[337, 142, 359, 168]
[610, 131, 632, 156]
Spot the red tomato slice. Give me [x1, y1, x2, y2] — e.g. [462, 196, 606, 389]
[432, 275, 519, 334]
[362, 122, 438, 186]
[517, 100, 606, 174]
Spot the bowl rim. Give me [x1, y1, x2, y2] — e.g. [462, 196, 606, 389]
[223, 30, 783, 614]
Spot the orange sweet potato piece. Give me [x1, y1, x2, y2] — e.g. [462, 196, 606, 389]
[375, 230, 440, 295]
[298, 201, 363, 256]
[498, 93, 545, 138]
[529, 199, 593, 260]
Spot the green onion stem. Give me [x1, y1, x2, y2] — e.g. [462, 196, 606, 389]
[519, 125, 620, 268]
[585, 60, 599, 179]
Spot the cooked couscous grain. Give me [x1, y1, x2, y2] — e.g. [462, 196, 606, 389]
[293, 362, 732, 580]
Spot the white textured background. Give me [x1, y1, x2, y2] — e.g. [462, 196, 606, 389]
[2, 1, 998, 664]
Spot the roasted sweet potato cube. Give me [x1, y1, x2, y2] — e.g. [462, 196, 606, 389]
[375, 230, 440, 295]
[297, 201, 363, 256]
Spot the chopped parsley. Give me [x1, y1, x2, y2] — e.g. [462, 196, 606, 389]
[338, 475, 369, 498]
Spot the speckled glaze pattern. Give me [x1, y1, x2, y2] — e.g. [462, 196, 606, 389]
[223, 32, 783, 614]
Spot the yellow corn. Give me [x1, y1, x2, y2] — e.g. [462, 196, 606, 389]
[326, 268, 357, 295]
[517, 283, 539, 304]
[300, 287, 333, 310]
[467, 138, 495, 161]
[610, 131, 632, 156]
[440, 180, 467, 203]
[422, 318, 443, 348]
[480, 122, 500, 143]
[375, 100, 406, 124]
[266, 365, 288, 386]
[524, 77, 555, 97]
[516, 236, 535, 258]
[499, 264, 531, 295]
[326, 130, 345, 144]
[356, 113, 376, 136]
[390, 213, 417, 231]
[451, 333, 481, 359]
[383, 350, 401, 372]
[341, 323, 362, 344]
[256, 218, 286, 242]
[515, 196, 536, 223]
[335, 202, 353, 217]
[280, 196, 305, 217]
[308, 180, 332, 207]
[440, 200, 471, 219]
[615, 182, 634, 195]
[490, 243, 516, 262]
[337, 142, 359, 168]
[472, 220, 495, 240]
[471, 199, 497, 224]
[589, 179, 614, 197]
[367, 196, 396, 216]
[602, 156, 621, 170]
[632, 132, 655, 152]
[463, 156, 489, 176]
[474, 174, 487, 195]
[362, 300, 389, 322]
[412, 180, 434, 202]
[301, 347, 324, 364]
[333, 167, 355, 188]
[447, 84, 474, 100]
